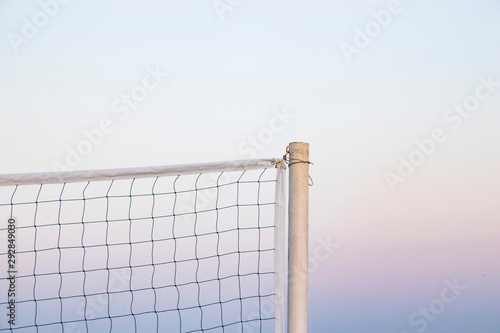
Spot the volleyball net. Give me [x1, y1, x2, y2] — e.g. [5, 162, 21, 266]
[0, 143, 309, 333]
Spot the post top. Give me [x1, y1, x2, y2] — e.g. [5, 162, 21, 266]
[288, 142, 309, 159]
[289, 142, 309, 146]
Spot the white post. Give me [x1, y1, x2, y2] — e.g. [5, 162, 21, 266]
[288, 142, 309, 333]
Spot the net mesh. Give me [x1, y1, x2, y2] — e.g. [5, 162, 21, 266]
[0, 166, 281, 333]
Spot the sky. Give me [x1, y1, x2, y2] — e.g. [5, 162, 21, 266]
[1, 0, 500, 332]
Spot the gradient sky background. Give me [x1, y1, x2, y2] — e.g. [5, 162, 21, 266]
[1, 0, 499, 332]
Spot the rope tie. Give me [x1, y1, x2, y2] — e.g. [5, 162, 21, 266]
[283, 146, 314, 186]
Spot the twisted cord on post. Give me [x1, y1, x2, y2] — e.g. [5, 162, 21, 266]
[283, 146, 314, 186]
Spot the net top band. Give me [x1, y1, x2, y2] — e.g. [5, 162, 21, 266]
[0, 158, 284, 186]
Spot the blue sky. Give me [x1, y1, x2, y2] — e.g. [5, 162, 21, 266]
[1, 0, 500, 332]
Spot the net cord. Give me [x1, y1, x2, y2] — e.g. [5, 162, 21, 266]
[0, 158, 280, 186]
